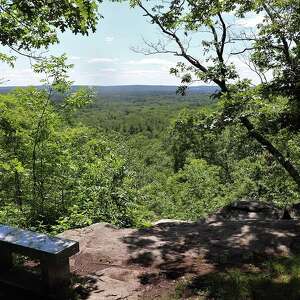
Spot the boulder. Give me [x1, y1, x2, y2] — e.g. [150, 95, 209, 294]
[208, 200, 281, 221]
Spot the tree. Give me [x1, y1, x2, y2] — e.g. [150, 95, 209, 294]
[127, 0, 300, 190]
[0, 1, 145, 230]
[0, 86, 138, 229]
[0, 0, 101, 65]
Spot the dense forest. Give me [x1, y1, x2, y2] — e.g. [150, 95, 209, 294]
[0, 0, 299, 235]
[0, 85, 221, 231]
[1, 81, 299, 233]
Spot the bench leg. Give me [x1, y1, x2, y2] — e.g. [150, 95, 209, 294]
[41, 258, 70, 299]
[0, 249, 13, 272]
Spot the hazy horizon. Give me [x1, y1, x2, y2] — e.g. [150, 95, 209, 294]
[0, 84, 218, 87]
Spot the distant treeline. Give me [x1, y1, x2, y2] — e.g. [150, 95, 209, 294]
[0, 85, 219, 97]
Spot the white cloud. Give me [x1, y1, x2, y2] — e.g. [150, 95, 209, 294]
[2, 68, 42, 86]
[88, 57, 119, 64]
[100, 68, 117, 72]
[121, 69, 161, 75]
[237, 14, 265, 28]
[69, 56, 81, 60]
[104, 36, 115, 43]
[125, 58, 174, 66]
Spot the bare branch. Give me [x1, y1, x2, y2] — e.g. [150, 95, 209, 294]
[230, 47, 255, 55]
[239, 53, 269, 84]
[131, 38, 179, 56]
[138, 2, 208, 74]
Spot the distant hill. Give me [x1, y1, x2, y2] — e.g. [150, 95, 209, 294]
[0, 85, 219, 96]
[88, 85, 219, 96]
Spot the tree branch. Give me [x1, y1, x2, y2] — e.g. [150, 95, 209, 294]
[262, 3, 293, 67]
[218, 13, 227, 57]
[138, 2, 208, 74]
[230, 47, 255, 55]
[240, 116, 300, 188]
[131, 38, 180, 56]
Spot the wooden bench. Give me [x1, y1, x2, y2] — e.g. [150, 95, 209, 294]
[0, 224, 79, 299]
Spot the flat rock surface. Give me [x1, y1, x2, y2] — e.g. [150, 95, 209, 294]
[59, 219, 300, 300]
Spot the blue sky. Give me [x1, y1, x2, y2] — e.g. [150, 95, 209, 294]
[1, 1, 264, 86]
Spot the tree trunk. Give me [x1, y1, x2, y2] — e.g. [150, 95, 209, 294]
[14, 170, 22, 209]
[240, 116, 300, 189]
[219, 85, 300, 190]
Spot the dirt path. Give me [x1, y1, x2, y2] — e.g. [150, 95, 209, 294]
[58, 219, 300, 300]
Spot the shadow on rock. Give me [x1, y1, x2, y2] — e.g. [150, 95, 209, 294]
[122, 218, 300, 281]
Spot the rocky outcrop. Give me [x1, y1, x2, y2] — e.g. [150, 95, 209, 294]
[207, 200, 281, 221]
[59, 216, 300, 300]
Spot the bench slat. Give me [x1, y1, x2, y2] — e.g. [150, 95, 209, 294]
[0, 225, 79, 260]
